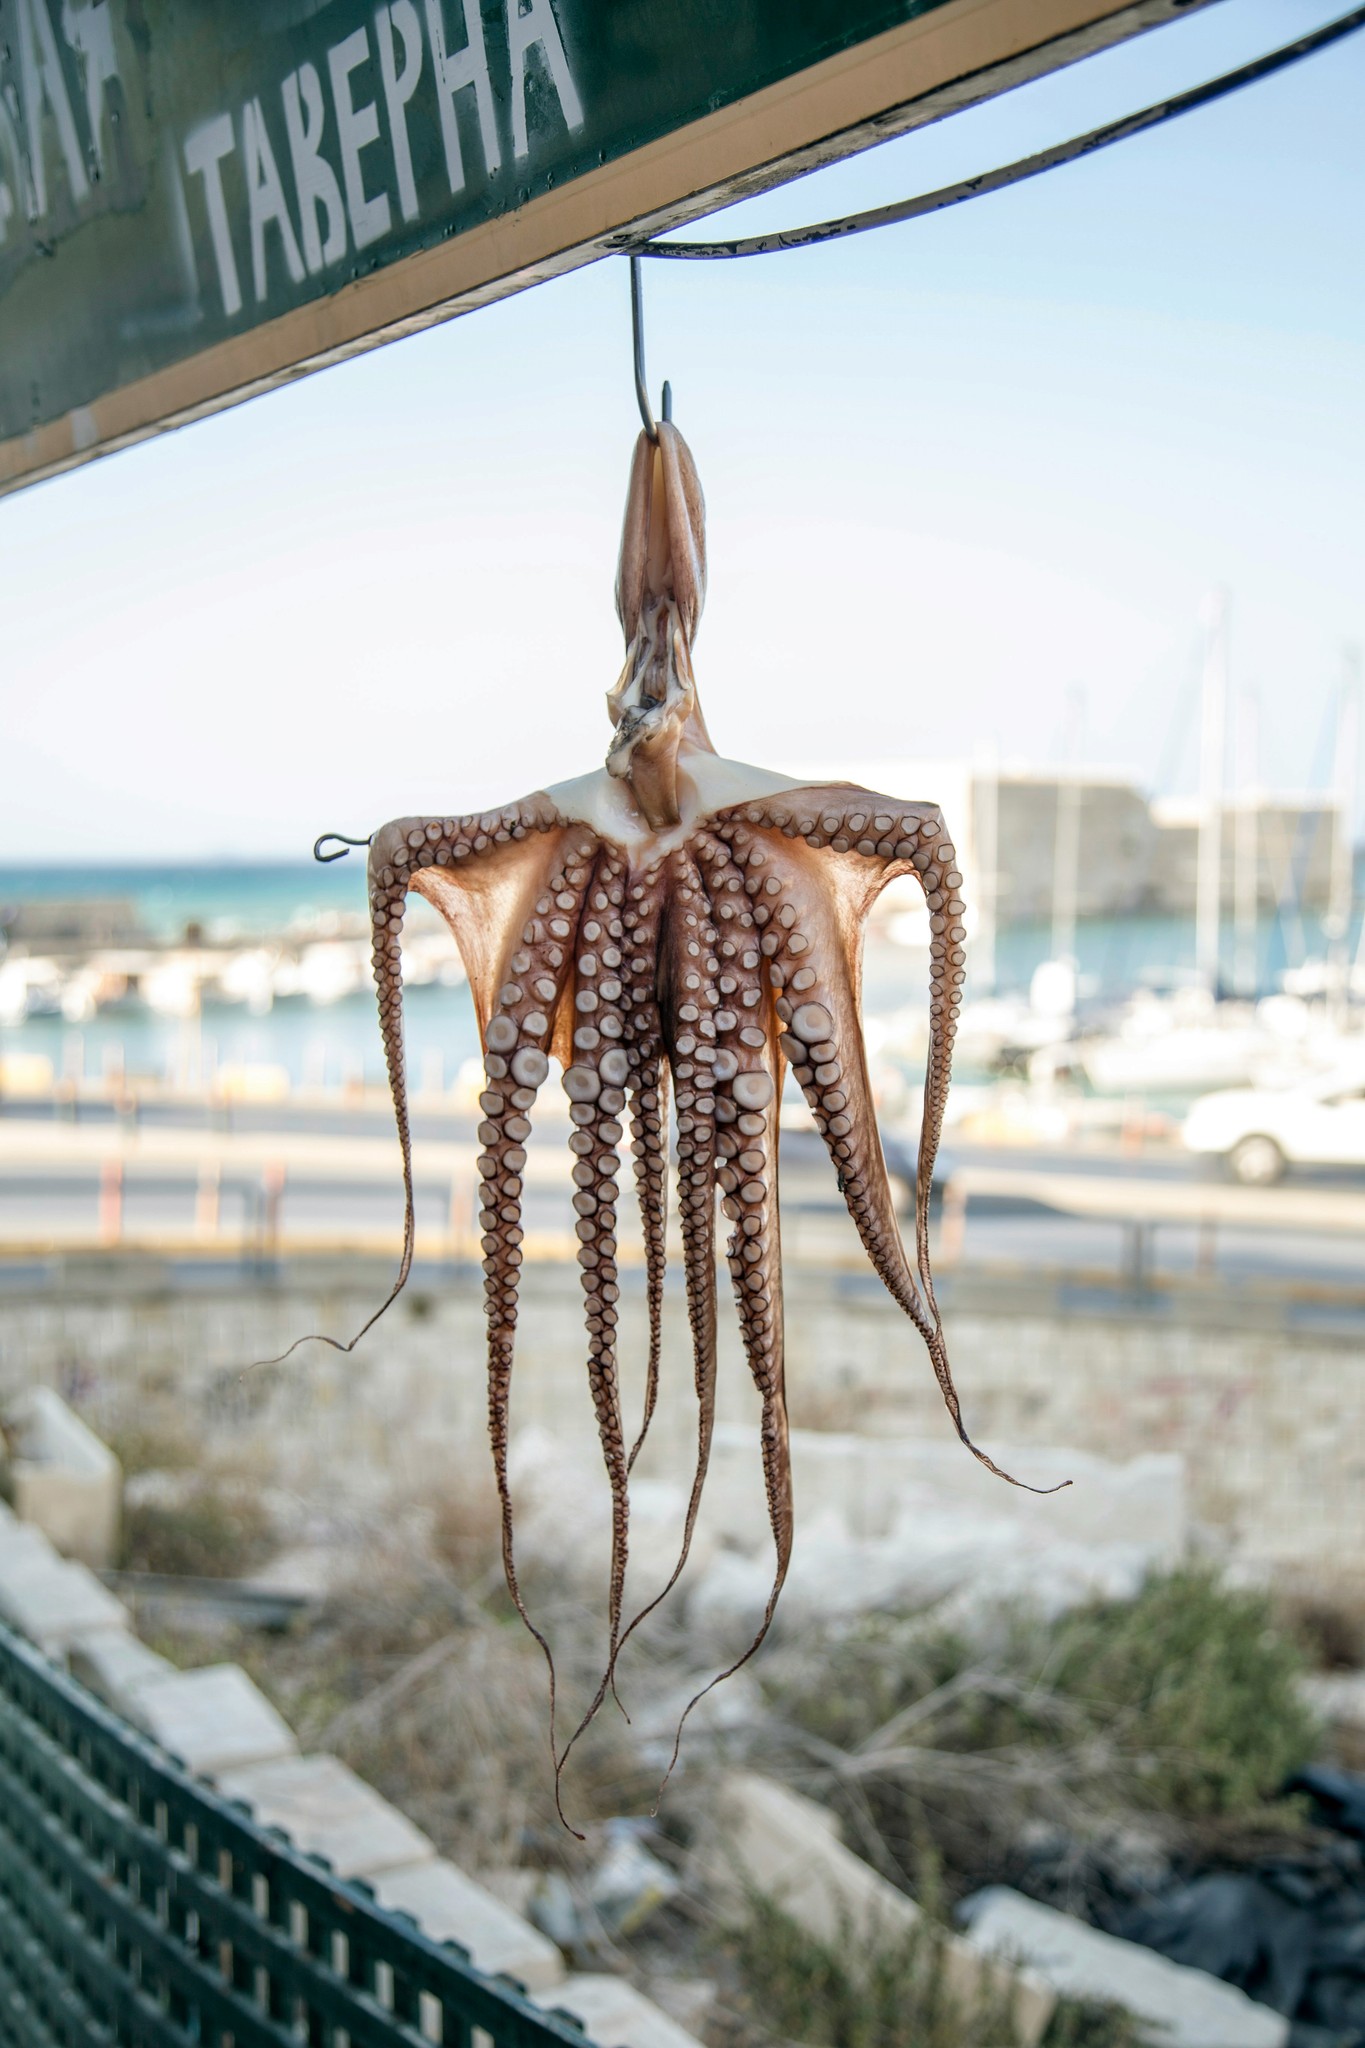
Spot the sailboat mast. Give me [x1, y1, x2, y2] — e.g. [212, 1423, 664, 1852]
[1329, 644, 1361, 1013]
[1196, 590, 1229, 994]
[1234, 688, 1259, 999]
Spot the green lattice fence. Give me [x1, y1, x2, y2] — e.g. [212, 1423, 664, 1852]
[0, 1622, 594, 2047]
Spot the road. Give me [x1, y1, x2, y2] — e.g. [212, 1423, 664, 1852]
[2, 1093, 1363, 1292]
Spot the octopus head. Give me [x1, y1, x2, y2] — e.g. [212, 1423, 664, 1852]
[606, 421, 714, 829]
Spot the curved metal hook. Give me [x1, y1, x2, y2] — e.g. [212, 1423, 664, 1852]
[630, 255, 672, 441]
[314, 832, 373, 864]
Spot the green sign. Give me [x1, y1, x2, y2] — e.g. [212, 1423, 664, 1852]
[0, 0, 1189, 495]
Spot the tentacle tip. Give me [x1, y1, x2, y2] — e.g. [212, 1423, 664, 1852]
[1009, 1470, 1073, 1497]
[960, 1425, 1072, 1500]
[551, 1771, 587, 1841]
[652, 1757, 682, 1812]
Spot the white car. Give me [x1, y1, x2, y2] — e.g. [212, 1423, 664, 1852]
[1182, 1074, 1365, 1185]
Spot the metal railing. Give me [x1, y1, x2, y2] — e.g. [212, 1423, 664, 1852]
[0, 1622, 593, 2048]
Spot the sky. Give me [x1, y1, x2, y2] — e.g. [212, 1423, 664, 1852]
[2, 0, 1363, 860]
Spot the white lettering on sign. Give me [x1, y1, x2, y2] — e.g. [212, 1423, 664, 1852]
[376, 1, 424, 225]
[243, 97, 305, 301]
[0, 99, 28, 243]
[61, 0, 120, 175]
[17, 0, 88, 213]
[329, 26, 392, 250]
[183, 113, 242, 317]
[174, 1, 585, 321]
[426, 0, 500, 193]
[507, 0, 583, 161]
[282, 64, 349, 277]
[0, 0, 123, 246]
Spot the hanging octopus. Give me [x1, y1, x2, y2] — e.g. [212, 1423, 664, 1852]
[328, 418, 1053, 1822]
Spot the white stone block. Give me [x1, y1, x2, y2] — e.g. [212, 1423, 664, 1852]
[0, 1554, 128, 1656]
[1301, 1669, 1365, 1730]
[128, 1665, 297, 1777]
[683, 1431, 1186, 1641]
[217, 1754, 434, 1880]
[0, 1519, 59, 1574]
[5, 1387, 122, 1568]
[69, 1627, 176, 1711]
[705, 1427, 1185, 1559]
[703, 1774, 1053, 2047]
[960, 1888, 1289, 2048]
[373, 1859, 564, 1992]
[537, 1972, 702, 2048]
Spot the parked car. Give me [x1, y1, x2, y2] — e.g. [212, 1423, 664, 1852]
[1182, 1073, 1365, 1185]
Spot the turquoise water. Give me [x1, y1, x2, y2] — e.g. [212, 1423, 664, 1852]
[2, 984, 481, 1094]
[0, 863, 1357, 1089]
[0, 861, 476, 1089]
[993, 908, 1354, 1004]
[0, 861, 365, 943]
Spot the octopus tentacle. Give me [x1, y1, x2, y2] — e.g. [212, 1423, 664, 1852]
[906, 807, 965, 1319]
[650, 835, 793, 1795]
[665, 850, 723, 1553]
[712, 793, 1062, 1495]
[554, 852, 648, 1793]
[395, 805, 648, 1828]
[702, 826, 793, 1591]
[613, 849, 723, 1665]
[718, 799, 934, 1335]
[625, 1049, 669, 1472]
[365, 853, 416, 1311]
[464, 836, 596, 1757]
[620, 888, 669, 1473]
[247, 803, 566, 1374]
[564, 857, 633, 1667]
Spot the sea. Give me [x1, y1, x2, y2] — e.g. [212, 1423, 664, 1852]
[0, 862, 1356, 1091]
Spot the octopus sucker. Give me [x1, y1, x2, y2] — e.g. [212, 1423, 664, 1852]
[297, 413, 1063, 1826]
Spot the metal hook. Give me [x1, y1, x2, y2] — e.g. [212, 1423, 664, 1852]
[313, 832, 373, 864]
[630, 255, 671, 441]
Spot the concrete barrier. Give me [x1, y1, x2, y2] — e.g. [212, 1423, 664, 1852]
[537, 1974, 704, 2048]
[960, 1887, 1289, 2048]
[67, 1625, 176, 1708]
[700, 1773, 1054, 2046]
[0, 1547, 128, 1657]
[0, 1513, 59, 1574]
[217, 1753, 435, 1881]
[373, 1860, 564, 1994]
[125, 1664, 298, 1778]
[3, 1386, 122, 1568]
